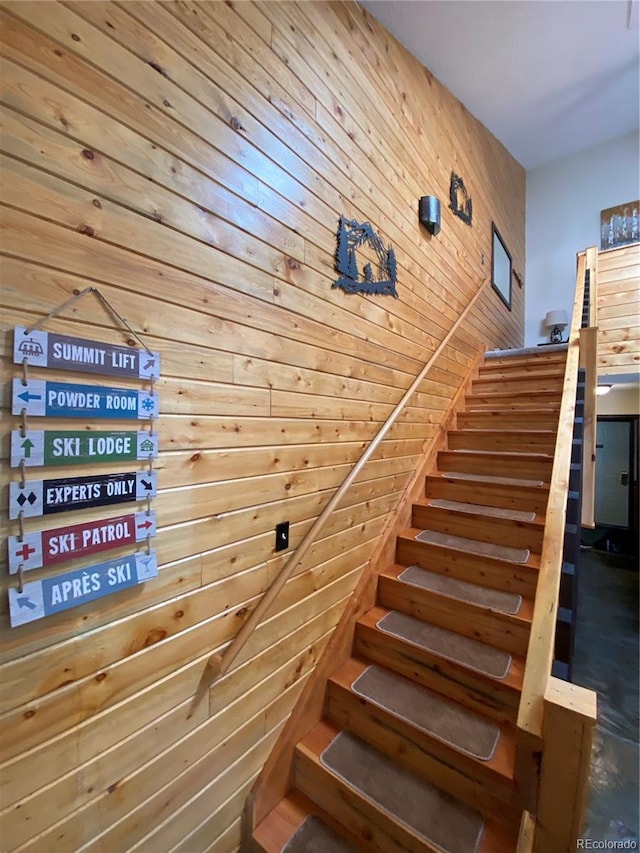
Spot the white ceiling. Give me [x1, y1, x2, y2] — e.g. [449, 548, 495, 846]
[360, 0, 640, 170]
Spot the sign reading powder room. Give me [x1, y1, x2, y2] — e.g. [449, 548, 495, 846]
[7, 550, 159, 627]
[12, 379, 158, 420]
[7, 510, 157, 573]
[9, 471, 158, 519]
[10, 430, 159, 468]
[13, 327, 160, 379]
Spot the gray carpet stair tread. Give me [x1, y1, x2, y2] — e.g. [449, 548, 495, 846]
[378, 610, 512, 679]
[282, 815, 357, 853]
[428, 497, 536, 522]
[415, 528, 530, 564]
[352, 664, 500, 760]
[321, 730, 485, 853]
[399, 565, 522, 615]
[485, 343, 568, 358]
[440, 471, 544, 487]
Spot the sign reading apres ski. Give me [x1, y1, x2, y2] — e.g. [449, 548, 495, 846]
[11, 430, 158, 468]
[8, 510, 157, 573]
[8, 550, 158, 627]
[14, 327, 160, 379]
[12, 379, 158, 420]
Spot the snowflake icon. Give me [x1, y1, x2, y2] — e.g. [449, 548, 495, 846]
[142, 397, 155, 412]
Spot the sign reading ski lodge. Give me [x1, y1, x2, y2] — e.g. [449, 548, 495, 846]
[7, 326, 161, 628]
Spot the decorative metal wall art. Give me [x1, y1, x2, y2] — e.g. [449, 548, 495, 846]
[333, 216, 398, 297]
[449, 172, 473, 225]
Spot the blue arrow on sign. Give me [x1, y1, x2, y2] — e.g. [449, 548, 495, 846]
[17, 596, 37, 610]
[18, 390, 43, 403]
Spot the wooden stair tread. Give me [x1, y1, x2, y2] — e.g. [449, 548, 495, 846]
[356, 604, 524, 709]
[399, 526, 542, 572]
[253, 790, 365, 852]
[428, 471, 549, 489]
[297, 720, 519, 852]
[383, 563, 534, 622]
[329, 657, 517, 785]
[415, 496, 545, 529]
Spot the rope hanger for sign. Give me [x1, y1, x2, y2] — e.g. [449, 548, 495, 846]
[10, 286, 160, 600]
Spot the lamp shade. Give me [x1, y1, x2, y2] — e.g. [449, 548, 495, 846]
[544, 310, 568, 329]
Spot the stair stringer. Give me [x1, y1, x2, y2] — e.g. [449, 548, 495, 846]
[243, 343, 485, 846]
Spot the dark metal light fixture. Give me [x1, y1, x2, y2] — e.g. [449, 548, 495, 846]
[418, 196, 441, 235]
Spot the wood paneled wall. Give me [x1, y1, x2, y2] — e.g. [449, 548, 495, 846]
[0, 2, 524, 849]
[597, 244, 640, 376]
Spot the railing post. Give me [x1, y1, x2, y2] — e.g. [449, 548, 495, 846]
[533, 677, 597, 853]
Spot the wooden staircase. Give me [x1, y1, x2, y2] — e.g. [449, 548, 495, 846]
[251, 347, 568, 853]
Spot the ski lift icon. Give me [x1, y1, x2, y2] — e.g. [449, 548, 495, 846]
[18, 337, 44, 358]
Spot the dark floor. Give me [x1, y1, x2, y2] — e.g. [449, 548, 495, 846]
[573, 547, 639, 844]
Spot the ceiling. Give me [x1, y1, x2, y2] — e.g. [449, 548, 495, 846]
[360, 0, 640, 170]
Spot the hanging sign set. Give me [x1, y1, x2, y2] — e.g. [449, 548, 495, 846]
[7, 291, 161, 628]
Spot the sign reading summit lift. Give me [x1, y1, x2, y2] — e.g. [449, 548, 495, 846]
[11, 430, 158, 468]
[9, 471, 158, 519]
[14, 327, 160, 379]
[8, 550, 158, 627]
[12, 379, 159, 420]
[7, 510, 157, 573]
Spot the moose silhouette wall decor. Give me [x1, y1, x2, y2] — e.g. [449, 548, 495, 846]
[333, 216, 398, 297]
[449, 172, 473, 226]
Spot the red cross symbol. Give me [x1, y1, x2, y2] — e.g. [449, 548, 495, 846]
[15, 542, 36, 561]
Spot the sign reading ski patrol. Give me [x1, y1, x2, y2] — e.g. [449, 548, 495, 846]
[8, 550, 158, 627]
[9, 471, 158, 519]
[11, 430, 159, 468]
[12, 379, 159, 420]
[14, 327, 160, 379]
[8, 510, 156, 573]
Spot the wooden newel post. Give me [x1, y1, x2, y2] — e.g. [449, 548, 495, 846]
[533, 676, 597, 853]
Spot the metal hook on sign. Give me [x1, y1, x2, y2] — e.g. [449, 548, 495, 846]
[146, 533, 151, 556]
[22, 357, 29, 387]
[18, 510, 25, 543]
[146, 494, 152, 517]
[149, 375, 155, 396]
[18, 564, 24, 594]
[148, 453, 154, 474]
[148, 415, 154, 437]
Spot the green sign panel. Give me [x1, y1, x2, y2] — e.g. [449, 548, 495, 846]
[11, 430, 158, 468]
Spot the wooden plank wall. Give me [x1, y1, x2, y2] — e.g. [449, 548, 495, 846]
[597, 244, 640, 376]
[0, 2, 524, 850]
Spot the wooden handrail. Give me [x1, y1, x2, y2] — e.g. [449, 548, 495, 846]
[208, 279, 489, 677]
[517, 253, 588, 741]
[580, 246, 598, 527]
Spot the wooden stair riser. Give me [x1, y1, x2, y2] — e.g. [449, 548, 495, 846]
[456, 410, 560, 431]
[472, 377, 564, 395]
[412, 504, 545, 552]
[476, 365, 566, 382]
[354, 619, 521, 724]
[465, 392, 562, 410]
[424, 476, 549, 516]
[294, 741, 438, 853]
[438, 450, 554, 481]
[447, 430, 555, 454]
[396, 534, 539, 599]
[325, 681, 518, 820]
[377, 576, 531, 657]
[480, 353, 566, 371]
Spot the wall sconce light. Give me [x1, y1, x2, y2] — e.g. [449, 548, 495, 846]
[419, 196, 441, 235]
[596, 384, 612, 396]
[544, 309, 568, 343]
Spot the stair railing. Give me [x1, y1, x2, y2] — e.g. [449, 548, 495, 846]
[207, 280, 488, 678]
[517, 249, 599, 853]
